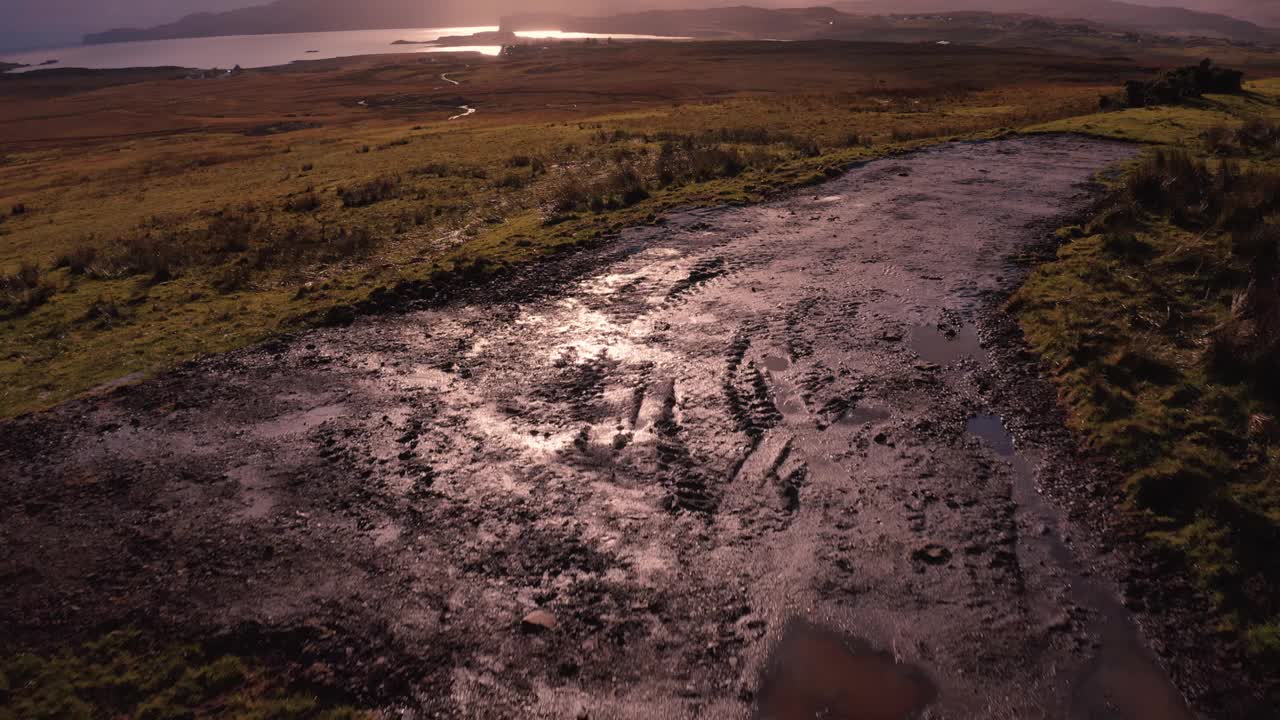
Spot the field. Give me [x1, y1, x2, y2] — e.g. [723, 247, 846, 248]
[0, 41, 1186, 417]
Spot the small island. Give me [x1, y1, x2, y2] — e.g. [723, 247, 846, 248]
[392, 30, 518, 47]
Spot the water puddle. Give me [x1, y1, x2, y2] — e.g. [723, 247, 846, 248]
[908, 324, 986, 366]
[966, 414, 1014, 456]
[966, 415, 1194, 720]
[763, 355, 791, 372]
[756, 621, 936, 720]
[840, 404, 892, 426]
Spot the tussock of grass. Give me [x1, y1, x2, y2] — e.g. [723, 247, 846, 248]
[0, 263, 53, 319]
[0, 630, 363, 720]
[338, 176, 401, 208]
[1202, 118, 1280, 157]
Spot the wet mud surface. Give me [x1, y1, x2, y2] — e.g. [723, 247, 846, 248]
[2, 136, 1207, 718]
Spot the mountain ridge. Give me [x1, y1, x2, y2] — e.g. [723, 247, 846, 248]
[82, 0, 1276, 45]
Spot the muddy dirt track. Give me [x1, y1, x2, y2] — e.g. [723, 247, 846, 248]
[4, 136, 1216, 718]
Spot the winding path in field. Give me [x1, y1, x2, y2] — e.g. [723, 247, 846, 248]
[2, 136, 1200, 719]
[449, 105, 476, 120]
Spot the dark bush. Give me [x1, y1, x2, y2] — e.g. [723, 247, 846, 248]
[328, 226, 375, 258]
[548, 161, 649, 214]
[548, 172, 589, 213]
[283, 191, 322, 213]
[1202, 119, 1280, 157]
[1122, 59, 1244, 109]
[55, 245, 99, 276]
[1119, 149, 1280, 229]
[213, 260, 253, 293]
[655, 141, 746, 186]
[410, 163, 488, 179]
[114, 233, 189, 283]
[840, 132, 869, 147]
[0, 263, 53, 317]
[206, 212, 255, 252]
[495, 173, 529, 190]
[82, 297, 122, 326]
[338, 176, 401, 208]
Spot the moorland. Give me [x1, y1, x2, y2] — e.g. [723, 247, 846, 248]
[3, 24, 1280, 719]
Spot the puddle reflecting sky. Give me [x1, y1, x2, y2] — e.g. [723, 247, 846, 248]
[756, 621, 936, 720]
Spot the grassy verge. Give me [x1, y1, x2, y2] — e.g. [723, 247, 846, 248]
[1017, 78, 1280, 664]
[0, 630, 363, 720]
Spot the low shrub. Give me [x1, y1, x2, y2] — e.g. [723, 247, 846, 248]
[547, 162, 649, 214]
[55, 245, 99, 276]
[655, 141, 746, 186]
[0, 263, 54, 317]
[338, 176, 401, 208]
[1120, 149, 1280, 229]
[495, 173, 529, 190]
[283, 191, 322, 213]
[410, 163, 488, 179]
[1120, 59, 1244, 108]
[113, 232, 190, 283]
[1203, 119, 1280, 157]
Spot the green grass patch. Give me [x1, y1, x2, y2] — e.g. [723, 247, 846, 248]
[0, 630, 364, 720]
[1013, 77, 1280, 669]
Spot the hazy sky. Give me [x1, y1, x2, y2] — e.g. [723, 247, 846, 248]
[2, 0, 258, 49]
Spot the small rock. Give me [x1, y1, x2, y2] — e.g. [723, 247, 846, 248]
[521, 608, 557, 633]
[1047, 612, 1071, 633]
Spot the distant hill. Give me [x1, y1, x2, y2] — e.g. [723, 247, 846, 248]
[837, 0, 1276, 41]
[502, 7, 847, 39]
[5, 0, 258, 52]
[1124, 0, 1280, 29]
[500, 5, 1278, 56]
[82, 0, 1277, 46]
[84, 0, 457, 44]
[82, 0, 743, 45]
